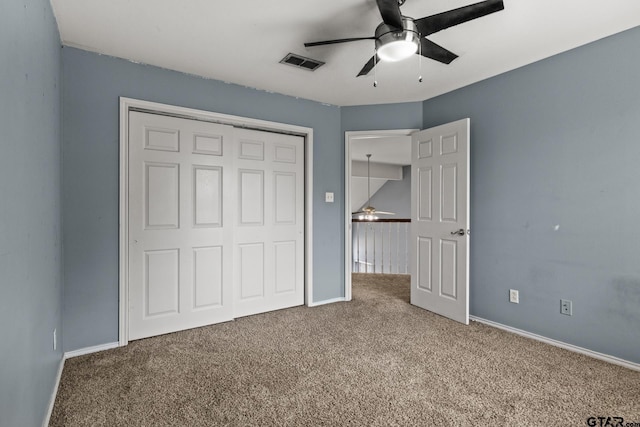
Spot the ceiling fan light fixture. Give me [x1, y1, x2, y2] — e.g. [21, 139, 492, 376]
[377, 39, 418, 62]
[375, 18, 419, 62]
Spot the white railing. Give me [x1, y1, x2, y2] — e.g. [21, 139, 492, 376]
[352, 219, 410, 274]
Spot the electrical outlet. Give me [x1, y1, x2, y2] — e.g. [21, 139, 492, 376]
[53, 328, 57, 350]
[560, 299, 572, 316]
[325, 192, 334, 203]
[509, 289, 519, 304]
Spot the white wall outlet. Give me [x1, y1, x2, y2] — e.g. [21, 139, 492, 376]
[560, 299, 572, 316]
[325, 192, 334, 203]
[53, 328, 57, 351]
[509, 289, 519, 304]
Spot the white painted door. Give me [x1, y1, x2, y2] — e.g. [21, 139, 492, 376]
[410, 119, 470, 324]
[233, 128, 305, 317]
[128, 112, 235, 340]
[128, 112, 305, 340]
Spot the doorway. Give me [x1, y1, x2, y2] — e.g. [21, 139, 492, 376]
[344, 121, 470, 325]
[344, 129, 417, 301]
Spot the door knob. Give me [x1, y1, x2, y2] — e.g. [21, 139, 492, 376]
[450, 229, 465, 236]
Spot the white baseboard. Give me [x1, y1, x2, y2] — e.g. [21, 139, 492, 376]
[470, 316, 640, 372]
[308, 297, 346, 307]
[64, 341, 120, 359]
[42, 357, 65, 427]
[43, 342, 120, 426]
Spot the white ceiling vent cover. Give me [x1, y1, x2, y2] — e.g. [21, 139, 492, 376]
[279, 53, 325, 71]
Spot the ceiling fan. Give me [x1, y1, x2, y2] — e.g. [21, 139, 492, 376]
[305, 0, 504, 76]
[353, 154, 395, 220]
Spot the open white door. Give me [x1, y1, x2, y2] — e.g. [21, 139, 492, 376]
[410, 119, 470, 324]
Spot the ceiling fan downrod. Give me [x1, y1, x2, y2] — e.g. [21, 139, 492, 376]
[366, 154, 372, 207]
[352, 153, 396, 219]
[360, 154, 378, 220]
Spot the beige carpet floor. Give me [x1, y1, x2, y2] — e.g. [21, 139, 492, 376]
[51, 273, 640, 426]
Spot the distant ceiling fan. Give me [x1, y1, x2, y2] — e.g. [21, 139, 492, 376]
[353, 154, 395, 220]
[305, 0, 504, 76]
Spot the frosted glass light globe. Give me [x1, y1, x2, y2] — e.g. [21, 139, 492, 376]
[377, 39, 418, 62]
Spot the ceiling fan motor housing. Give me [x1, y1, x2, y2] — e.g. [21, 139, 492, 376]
[375, 17, 419, 62]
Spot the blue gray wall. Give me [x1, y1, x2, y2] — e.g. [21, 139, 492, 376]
[0, 0, 63, 425]
[61, 26, 640, 365]
[62, 47, 342, 351]
[366, 165, 411, 218]
[422, 26, 640, 363]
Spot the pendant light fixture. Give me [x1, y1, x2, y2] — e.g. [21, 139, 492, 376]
[352, 154, 395, 220]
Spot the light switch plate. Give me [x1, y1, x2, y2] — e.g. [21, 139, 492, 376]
[509, 289, 519, 304]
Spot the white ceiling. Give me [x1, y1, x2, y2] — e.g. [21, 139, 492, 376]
[51, 0, 640, 106]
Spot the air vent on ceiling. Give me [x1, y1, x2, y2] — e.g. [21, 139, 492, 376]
[279, 53, 325, 71]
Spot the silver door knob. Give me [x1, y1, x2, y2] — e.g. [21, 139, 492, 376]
[450, 229, 465, 236]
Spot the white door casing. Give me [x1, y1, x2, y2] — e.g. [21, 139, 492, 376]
[410, 119, 470, 324]
[233, 128, 305, 317]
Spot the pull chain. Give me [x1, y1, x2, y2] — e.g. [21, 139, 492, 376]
[373, 49, 378, 88]
[418, 37, 423, 83]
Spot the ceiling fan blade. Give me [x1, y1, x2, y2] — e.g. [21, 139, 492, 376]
[376, 0, 404, 29]
[415, 0, 504, 36]
[419, 38, 458, 64]
[352, 209, 395, 216]
[356, 54, 380, 77]
[305, 37, 375, 48]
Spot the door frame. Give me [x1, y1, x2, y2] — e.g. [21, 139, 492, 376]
[119, 97, 314, 346]
[344, 129, 418, 301]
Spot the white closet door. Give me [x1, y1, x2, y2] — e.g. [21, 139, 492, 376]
[233, 128, 305, 317]
[128, 112, 234, 340]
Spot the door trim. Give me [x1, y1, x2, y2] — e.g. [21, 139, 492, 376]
[119, 97, 314, 346]
[343, 129, 418, 301]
